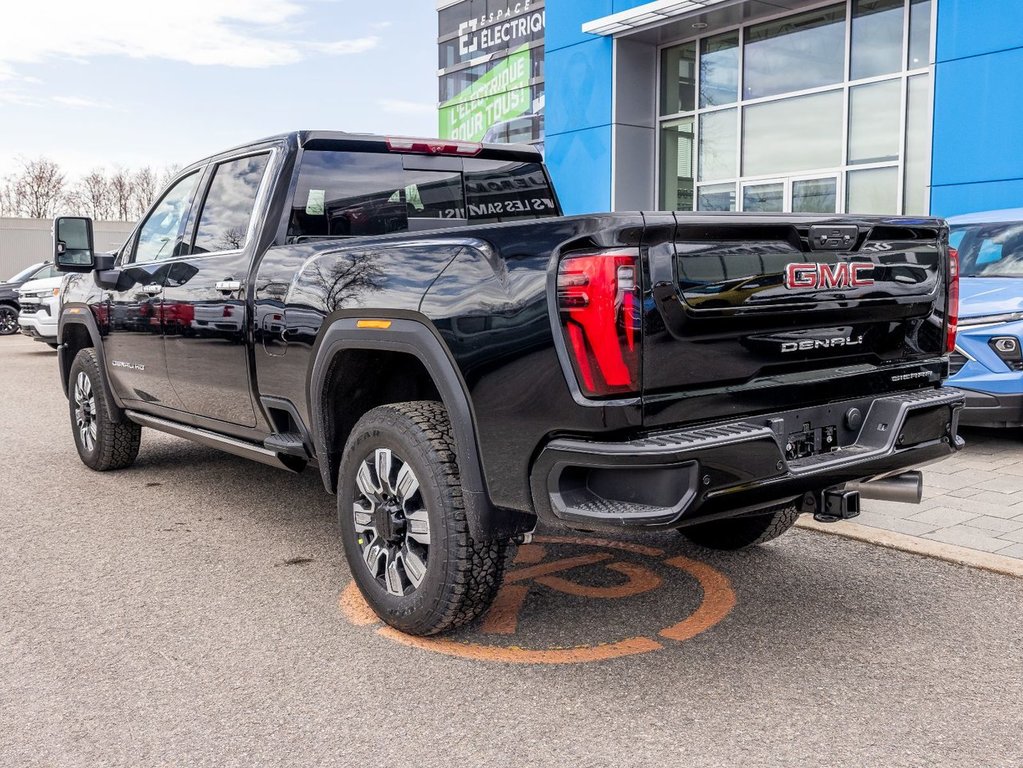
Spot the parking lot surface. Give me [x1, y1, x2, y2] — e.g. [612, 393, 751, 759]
[2, 335, 1022, 767]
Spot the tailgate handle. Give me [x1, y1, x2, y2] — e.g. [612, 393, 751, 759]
[809, 225, 859, 251]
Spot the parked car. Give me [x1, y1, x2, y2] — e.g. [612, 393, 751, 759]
[0, 261, 60, 336]
[53, 130, 963, 636]
[947, 208, 1023, 426]
[16, 274, 63, 348]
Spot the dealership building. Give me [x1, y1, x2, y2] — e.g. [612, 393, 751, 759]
[439, 1, 1020, 219]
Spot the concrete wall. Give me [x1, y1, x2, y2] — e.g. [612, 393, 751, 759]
[0, 218, 134, 279]
[931, 0, 1023, 216]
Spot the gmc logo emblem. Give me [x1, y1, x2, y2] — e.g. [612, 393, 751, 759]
[785, 262, 875, 290]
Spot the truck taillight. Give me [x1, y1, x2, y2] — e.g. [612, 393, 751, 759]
[947, 246, 959, 354]
[557, 252, 641, 397]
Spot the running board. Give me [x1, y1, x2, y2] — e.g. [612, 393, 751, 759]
[124, 411, 300, 472]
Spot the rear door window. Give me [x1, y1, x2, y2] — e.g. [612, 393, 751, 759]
[191, 154, 270, 254]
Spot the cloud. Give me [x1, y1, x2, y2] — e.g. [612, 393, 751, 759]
[370, 21, 393, 30]
[0, 0, 380, 71]
[52, 96, 116, 109]
[378, 99, 437, 116]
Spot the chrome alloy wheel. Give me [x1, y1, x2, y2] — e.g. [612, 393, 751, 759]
[74, 371, 98, 452]
[353, 448, 431, 597]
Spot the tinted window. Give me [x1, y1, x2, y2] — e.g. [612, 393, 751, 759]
[192, 154, 269, 254]
[134, 172, 201, 263]
[287, 151, 556, 240]
[463, 159, 557, 221]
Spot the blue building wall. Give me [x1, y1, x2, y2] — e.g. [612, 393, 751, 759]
[931, 0, 1023, 216]
[546, 0, 648, 214]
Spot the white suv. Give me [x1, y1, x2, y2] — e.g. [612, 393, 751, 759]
[17, 275, 63, 348]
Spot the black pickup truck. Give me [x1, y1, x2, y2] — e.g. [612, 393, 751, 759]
[53, 131, 964, 635]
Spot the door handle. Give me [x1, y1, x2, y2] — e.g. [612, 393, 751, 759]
[216, 280, 242, 293]
[142, 284, 162, 296]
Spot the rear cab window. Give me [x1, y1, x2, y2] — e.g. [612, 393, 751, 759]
[286, 149, 558, 241]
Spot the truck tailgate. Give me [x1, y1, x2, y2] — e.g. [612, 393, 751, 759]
[643, 212, 952, 428]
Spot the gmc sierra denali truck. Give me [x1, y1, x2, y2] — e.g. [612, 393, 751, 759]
[52, 131, 965, 636]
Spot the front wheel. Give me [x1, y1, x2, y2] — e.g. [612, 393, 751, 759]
[68, 348, 142, 470]
[338, 401, 508, 636]
[678, 502, 800, 550]
[0, 304, 17, 335]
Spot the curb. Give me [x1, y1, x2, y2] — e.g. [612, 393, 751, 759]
[795, 517, 1023, 579]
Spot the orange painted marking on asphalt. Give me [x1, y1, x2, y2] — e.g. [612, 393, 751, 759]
[339, 582, 379, 626]
[513, 543, 547, 565]
[376, 627, 663, 664]
[339, 537, 737, 664]
[504, 552, 612, 583]
[537, 561, 662, 600]
[480, 583, 531, 635]
[658, 555, 737, 642]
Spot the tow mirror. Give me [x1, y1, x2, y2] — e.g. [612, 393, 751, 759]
[53, 216, 96, 272]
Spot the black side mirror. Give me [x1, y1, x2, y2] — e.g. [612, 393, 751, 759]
[53, 216, 96, 272]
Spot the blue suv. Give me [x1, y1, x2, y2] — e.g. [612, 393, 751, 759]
[948, 208, 1023, 427]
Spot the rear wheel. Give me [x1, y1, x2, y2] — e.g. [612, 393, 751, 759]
[679, 503, 800, 550]
[68, 348, 142, 471]
[0, 304, 17, 335]
[338, 401, 508, 636]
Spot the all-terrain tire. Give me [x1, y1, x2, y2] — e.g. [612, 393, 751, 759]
[68, 348, 141, 471]
[678, 502, 801, 550]
[338, 401, 508, 636]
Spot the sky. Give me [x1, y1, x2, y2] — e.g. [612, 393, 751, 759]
[0, 0, 439, 179]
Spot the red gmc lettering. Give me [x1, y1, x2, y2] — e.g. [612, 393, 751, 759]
[785, 263, 875, 290]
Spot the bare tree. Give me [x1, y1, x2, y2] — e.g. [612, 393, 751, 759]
[131, 166, 158, 219]
[108, 169, 134, 221]
[74, 169, 114, 219]
[0, 177, 18, 217]
[159, 164, 180, 189]
[5, 157, 67, 218]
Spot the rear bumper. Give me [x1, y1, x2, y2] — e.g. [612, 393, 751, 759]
[529, 387, 965, 531]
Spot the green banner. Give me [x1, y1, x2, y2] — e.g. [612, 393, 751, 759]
[440, 44, 532, 142]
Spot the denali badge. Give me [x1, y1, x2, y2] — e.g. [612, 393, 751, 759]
[111, 360, 145, 372]
[785, 262, 874, 290]
[781, 336, 864, 353]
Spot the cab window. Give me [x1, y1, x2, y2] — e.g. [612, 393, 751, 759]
[191, 154, 270, 254]
[133, 171, 201, 263]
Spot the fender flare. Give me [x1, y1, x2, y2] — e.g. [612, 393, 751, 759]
[308, 314, 532, 542]
[58, 307, 125, 422]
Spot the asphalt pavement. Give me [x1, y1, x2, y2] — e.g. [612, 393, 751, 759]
[2, 335, 1022, 767]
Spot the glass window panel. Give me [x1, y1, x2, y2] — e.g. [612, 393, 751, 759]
[660, 118, 695, 210]
[904, 74, 933, 215]
[851, 0, 905, 80]
[849, 79, 902, 165]
[192, 154, 270, 254]
[743, 90, 844, 176]
[134, 172, 201, 263]
[846, 166, 899, 214]
[792, 178, 838, 213]
[908, 0, 932, 69]
[697, 183, 736, 211]
[743, 182, 784, 212]
[699, 108, 737, 181]
[743, 6, 845, 100]
[660, 42, 696, 115]
[700, 32, 739, 107]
